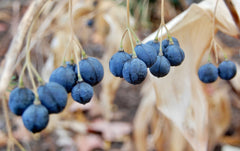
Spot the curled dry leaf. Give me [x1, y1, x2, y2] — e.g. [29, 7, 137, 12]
[135, 0, 238, 151]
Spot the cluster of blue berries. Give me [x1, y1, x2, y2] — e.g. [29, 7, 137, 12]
[50, 57, 104, 104]
[198, 60, 237, 83]
[109, 36, 185, 84]
[8, 57, 104, 133]
[8, 82, 67, 133]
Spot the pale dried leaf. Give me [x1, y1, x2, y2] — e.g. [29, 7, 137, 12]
[139, 0, 235, 151]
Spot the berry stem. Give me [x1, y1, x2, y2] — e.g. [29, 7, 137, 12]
[27, 58, 39, 100]
[126, 0, 137, 57]
[129, 27, 140, 44]
[127, 28, 137, 57]
[68, 0, 87, 60]
[23, 1, 49, 100]
[30, 63, 43, 84]
[62, 36, 72, 66]
[159, 26, 163, 55]
[18, 1, 46, 89]
[68, 0, 83, 81]
[164, 24, 173, 45]
[73, 45, 83, 81]
[126, 0, 140, 44]
[120, 28, 128, 50]
[18, 63, 27, 88]
[155, 0, 174, 45]
[73, 35, 87, 59]
[208, 0, 221, 64]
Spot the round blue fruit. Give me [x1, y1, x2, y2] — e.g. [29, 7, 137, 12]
[75, 57, 104, 86]
[146, 40, 160, 55]
[163, 45, 185, 66]
[22, 104, 49, 133]
[49, 66, 77, 93]
[109, 51, 131, 77]
[38, 82, 68, 114]
[122, 58, 148, 85]
[218, 60, 237, 80]
[71, 82, 93, 104]
[8, 87, 35, 116]
[66, 61, 76, 71]
[162, 37, 179, 54]
[150, 56, 170, 77]
[198, 63, 218, 83]
[134, 44, 158, 67]
[87, 19, 94, 27]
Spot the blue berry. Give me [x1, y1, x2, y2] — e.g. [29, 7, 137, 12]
[87, 19, 94, 27]
[198, 63, 218, 83]
[75, 57, 104, 86]
[22, 104, 49, 133]
[71, 82, 93, 104]
[122, 58, 147, 84]
[49, 66, 77, 93]
[150, 56, 170, 77]
[8, 87, 34, 116]
[162, 37, 179, 54]
[109, 51, 131, 77]
[146, 40, 160, 55]
[66, 61, 76, 71]
[218, 60, 237, 80]
[163, 45, 185, 66]
[134, 44, 158, 67]
[38, 82, 68, 114]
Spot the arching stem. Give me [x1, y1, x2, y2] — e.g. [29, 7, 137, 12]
[120, 29, 128, 50]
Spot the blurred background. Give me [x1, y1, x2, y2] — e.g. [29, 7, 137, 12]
[0, 0, 240, 151]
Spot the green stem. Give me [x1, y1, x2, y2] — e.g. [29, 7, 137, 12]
[73, 45, 83, 81]
[129, 27, 140, 44]
[163, 24, 173, 45]
[127, 28, 136, 57]
[30, 64, 43, 84]
[68, 0, 83, 81]
[62, 36, 72, 66]
[18, 63, 27, 88]
[120, 29, 128, 50]
[72, 36, 87, 59]
[159, 25, 163, 55]
[27, 59, 39, 100]
[18, 1, 46, 88]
